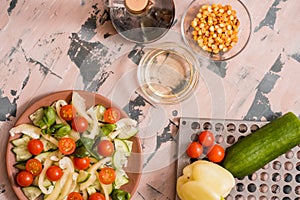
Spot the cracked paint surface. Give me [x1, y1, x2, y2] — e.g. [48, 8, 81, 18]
[0, 0, 299, 199]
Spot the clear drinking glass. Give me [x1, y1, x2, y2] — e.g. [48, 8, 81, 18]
[137, 42, 200, 104]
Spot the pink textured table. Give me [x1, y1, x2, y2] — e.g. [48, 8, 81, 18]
[0, 0, 299, 199]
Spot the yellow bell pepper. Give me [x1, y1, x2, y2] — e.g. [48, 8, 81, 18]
[177, 160, 235, 200]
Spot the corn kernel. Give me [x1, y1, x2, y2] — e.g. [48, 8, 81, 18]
[190, 3, 239, 54]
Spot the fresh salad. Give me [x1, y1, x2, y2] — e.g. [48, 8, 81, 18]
[9, 92, 139, 200]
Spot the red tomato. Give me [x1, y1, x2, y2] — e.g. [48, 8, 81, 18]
[26, 158, 43, 176]
[98, 167, 116, 185]
[67, 192, 84, 200]
[88, 193, 105, 200]
[58, 137, 76, 155]
[207, 144, 225, 163]
[46, 166, 63, 181]
[27, 139, 44, 155]
[97, 140, 114, 157]
[103, 108, 120, 124]
[73, 157, 90, 170]
[71, 116, 88, 132]
[16, 171, 33, 187]
[198, 130, 215, 147]
[60, 104, 76, 121]
[186, 142, 203, 158]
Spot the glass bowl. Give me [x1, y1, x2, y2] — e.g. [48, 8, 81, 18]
[181, 0, 252, 61]
[137, 42, 199, 104]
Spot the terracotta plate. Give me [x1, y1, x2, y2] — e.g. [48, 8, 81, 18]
[6, 90, 142, 200]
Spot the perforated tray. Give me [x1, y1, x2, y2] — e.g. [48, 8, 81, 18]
[176, 117, 300, 200]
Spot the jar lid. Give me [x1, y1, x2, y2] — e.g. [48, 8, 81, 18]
[124, 0, 149, 14]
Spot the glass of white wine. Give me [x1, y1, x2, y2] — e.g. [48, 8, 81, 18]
[137, 42, 200, 104]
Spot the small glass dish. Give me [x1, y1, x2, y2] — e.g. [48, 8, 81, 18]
[181, 0, 252, 61]
[137, 42, 199, 104]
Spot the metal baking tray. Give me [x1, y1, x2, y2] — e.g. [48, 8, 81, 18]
[176, 117, 300, 200]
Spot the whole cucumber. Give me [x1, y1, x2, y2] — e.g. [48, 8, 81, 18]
[222, 112, 300, 178]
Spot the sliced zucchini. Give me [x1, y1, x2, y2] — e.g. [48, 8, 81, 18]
[123, 140, 133, 153]
[112, 151, 128, 169]
[35, 152, 51, 163]
[116, 118, 138, 139]
[14, 162, 26, 170]
[22, 186, 42, 200]
[94, 104, 106, 120]
[114, 139, 130, 156]
[11, 135, 31, 147]
[12, 145, 32, 162]
[40, 137, 57, 151]
[33, 176, 52, 188]
[114, 169, 129, 189]
[77, 170, 91, 183]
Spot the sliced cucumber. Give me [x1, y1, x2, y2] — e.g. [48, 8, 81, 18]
[11, 135, 31, 147]
[114, 169, 129, 189]
[22, 186, 42, 200]
[123, 140, 133, 153]
[14, 162, 26, 170]
[32, 176, 52, 188]
[77, 170, 91, 183]
[40, 137, 57, 151]
[12, 145, 32, 162]
[116, 118, 138, 139]
[114, 139, 130, 156]
[94, 104, 106, 120]
[112, 151, 128, 169]
[35, 152, 51, 163]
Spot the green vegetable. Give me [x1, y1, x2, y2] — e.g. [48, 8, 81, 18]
[72, 137, 101, 159]
[222, 112, 300, 178]
[32, 106, 56, 131]
[22, 186, 42, 200]
[111, 189, 131, 200]
[72, 146, 91, 158]
[101, 124, 117, 136]
[54, 124, 71, 138]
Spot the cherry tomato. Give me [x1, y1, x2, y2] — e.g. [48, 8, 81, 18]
[186, 142, 203, 158]
[71, 116, 88, 132]
[27, 139, 44, 155]
[98, 167, 116, 185]
[88, 193, 105, 200]
[16, 171, 33, 187]
[58, 137, 76, 155]
[198, 130, 215, 147]
[26, 158, 43, 176]
[207, 144, 225, 163]
[60, 104, 76, 121]
[67, 192, 84, 200]
[97, 140, 114, 157]
[103, 108, 120, 124]
[46, 165, 63, 181]
[73, 157, 90, 170]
